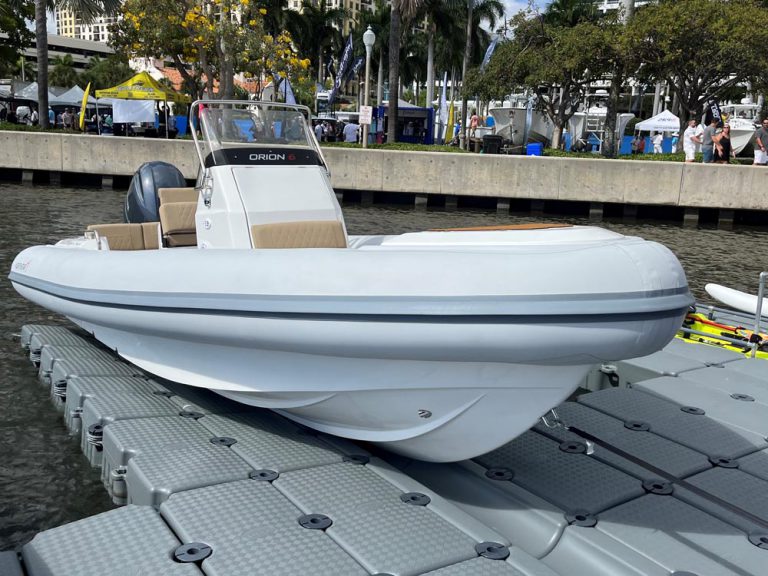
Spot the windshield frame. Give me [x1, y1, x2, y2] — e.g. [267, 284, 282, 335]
[190, 100, 326, 170]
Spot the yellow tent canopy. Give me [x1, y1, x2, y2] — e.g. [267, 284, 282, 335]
[95, 71, 190, 104]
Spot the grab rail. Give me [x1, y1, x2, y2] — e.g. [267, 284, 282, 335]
[751, 271, 767, 358]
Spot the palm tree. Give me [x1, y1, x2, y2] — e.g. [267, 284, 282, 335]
[460, 0, 503, 147]
[420, 0, 461, 117]
[257, 0, 304, 38]
[388, 0, 423, 143]
[35, 0, 121, 128]
[294, 0, 346, 84]
[49, 54, 78, 88]
[358, 0, 390, 107]
[543, 0, 598, 27]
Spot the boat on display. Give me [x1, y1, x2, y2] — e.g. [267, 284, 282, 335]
[720, 102, 759, 155]
[9, 100, 693, 462]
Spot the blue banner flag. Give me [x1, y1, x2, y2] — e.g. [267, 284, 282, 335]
[279, 77, 296, 105]
[328, 34, 353, 107]
[480, 36, 500, 71]
[704, 98, 722, 126]
[347, 56, 364, 82]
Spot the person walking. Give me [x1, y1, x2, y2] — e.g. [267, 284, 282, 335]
[683, 119, 698, 163]
[652, 132, 663, 154]
[713, 124, 733, 164]
[754, 119, 768, 165]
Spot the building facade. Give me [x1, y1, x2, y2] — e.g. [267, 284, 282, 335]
[55, 8, 119, 44]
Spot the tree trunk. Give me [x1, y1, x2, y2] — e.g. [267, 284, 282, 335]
[387, 5, 400, 143]
[35, 0, 49, 129]
[377, 49, 384, 105]
[602, 70, 622, 158]
[318, 47, 324, 85]
[426, 27, 435, 114]
[460, 0, 473, 149]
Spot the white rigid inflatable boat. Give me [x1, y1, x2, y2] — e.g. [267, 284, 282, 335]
[9, 101, 693, 462]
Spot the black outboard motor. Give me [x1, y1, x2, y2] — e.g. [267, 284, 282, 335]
[124, 161, 187, 223]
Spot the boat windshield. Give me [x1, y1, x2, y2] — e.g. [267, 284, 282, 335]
[191, 100, 319, 168]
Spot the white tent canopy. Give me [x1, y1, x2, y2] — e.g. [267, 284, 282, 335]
[51, 85, 96, 106]
[635, 109, 680, 133]
[16, 82, 57, 103]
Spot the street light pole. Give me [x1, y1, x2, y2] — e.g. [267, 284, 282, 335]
[362, 25, 375, 148]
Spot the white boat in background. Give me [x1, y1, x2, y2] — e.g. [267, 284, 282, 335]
[489, 94, 553, 147]
[720, 101, 759, 155]
[9, 100, 693, 462]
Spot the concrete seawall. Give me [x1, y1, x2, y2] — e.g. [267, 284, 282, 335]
[3, 131, 768, 214]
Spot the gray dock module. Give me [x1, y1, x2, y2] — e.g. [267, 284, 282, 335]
[64, 375, 168, 435]
[79, 389, 183, 467]
[161, 479, 368, 576]
[21, 505, 202, 576]
[49, 356, 144, 410]
[13, 324, 768, 576]
[612, 337, 746, 387]
[38, 344, 116, 386]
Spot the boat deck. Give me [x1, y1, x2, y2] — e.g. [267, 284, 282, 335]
[4, 324, 767, 576]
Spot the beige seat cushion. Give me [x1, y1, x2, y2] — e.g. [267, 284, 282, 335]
[159, 202, 197, 247]
[251, 220, 347, 249]
[158, 187, 197, 204]
[86, 223, 160, 250]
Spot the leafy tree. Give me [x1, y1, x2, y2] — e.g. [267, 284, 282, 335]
[419, 0, 462, 117]
[112, 0, 266, 99]
[293, 0, 345, 84]
[459, 0, 503, 145]
[543, 0, 598, 26]
[357, 0, 391, 106]
[256, 0, 303, 38]
[477, 13, 616, 148]
[35, 0, 121, 128]
[388, 0, 423, 142]
[80, 55, 134, 89]
[49, 54, 78, 87]
[627, 0, 768, 122]
[0, 0, 33, 79]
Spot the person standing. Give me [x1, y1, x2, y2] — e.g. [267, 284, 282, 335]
[754, 119, 768, 165]
[469, 111, 479, 137]
[29, 107, 39, 126]
[314, 121, 323, 141]
[343, 121, 360, 143]
[652, 132, 663, 154]
[48, 107, 55, 126]
[713, 124, 732, 164]
[700, 118, 718, 163]
[683, 120, 698, 163]
[670, 132, 679, 153]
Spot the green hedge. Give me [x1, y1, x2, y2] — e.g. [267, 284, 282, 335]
[0, 122, 60, 133]
[321, 142, 468, 153]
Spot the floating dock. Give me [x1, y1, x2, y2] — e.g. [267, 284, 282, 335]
[3, 323, 768, 575]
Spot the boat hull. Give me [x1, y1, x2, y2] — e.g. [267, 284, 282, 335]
[10, 236, 691, 461]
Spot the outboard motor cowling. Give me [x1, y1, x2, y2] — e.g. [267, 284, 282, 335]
[124, 161, 187, 223]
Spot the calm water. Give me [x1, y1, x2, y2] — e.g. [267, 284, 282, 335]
[1, 182, 767, 551]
